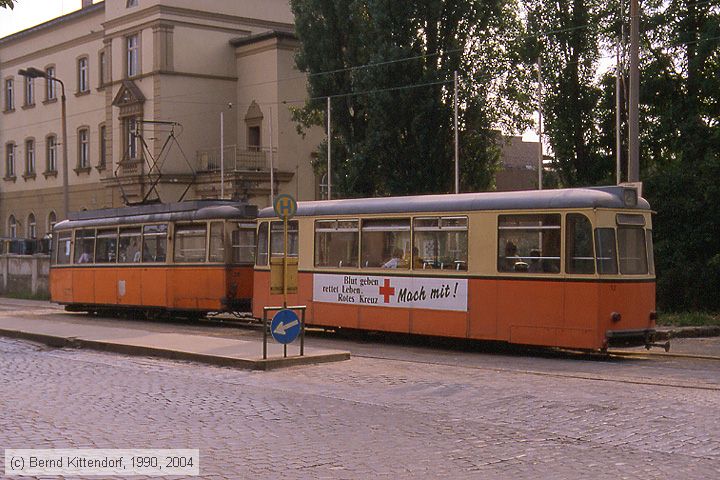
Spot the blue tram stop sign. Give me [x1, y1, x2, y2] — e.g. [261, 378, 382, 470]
[270, 309, 301, 344]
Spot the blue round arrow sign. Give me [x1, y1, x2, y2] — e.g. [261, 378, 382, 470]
[270, 309, 301, 344]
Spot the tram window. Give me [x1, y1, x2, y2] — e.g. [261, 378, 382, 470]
[209, 221, 225, 262]
[646, 229, 655, 275]
[118, 227, 142, 263]
[594, 228, 618, 274]
[74, 229, 96, 264]
[361, 218, 411, 269]
[256, 222, 269, 266]
[413, 217, 468, 270]
[231, 223, 256, 264]
[142, 224, 168, 262]
[566, 214, 595, 274]
[497, 214, 560, 273]
[56, 231, 72, 265]
[174, 224, 207, 263]
[618, 226, 648, 274]
[314, 219, 359, 268]
[270, 221, 299, 257]
[96, 228, 118, 263]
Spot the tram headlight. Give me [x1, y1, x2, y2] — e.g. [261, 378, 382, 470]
[623, 188, 638, 207]
[611, 312, 622, 323]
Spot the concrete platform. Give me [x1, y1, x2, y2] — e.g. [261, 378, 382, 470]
[0, 316, 350, 370]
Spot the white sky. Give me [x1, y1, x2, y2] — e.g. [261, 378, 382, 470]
[0, 0, 83, 39]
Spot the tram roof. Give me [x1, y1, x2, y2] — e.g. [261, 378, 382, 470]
[259, 186, 650, 218]
[55, 200, 257, 230]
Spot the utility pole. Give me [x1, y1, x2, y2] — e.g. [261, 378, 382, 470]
[269, 106, 275, 204]
[628, 0, 640, 182]
[537, 58, 543, 190]
[220, 111, 224, 199]
[327, 96, 332, 200]
[454, 70, 459, 194]
[616, 39, 622, 185]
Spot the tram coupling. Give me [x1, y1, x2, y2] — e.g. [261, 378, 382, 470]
[645, 340, 671, 352]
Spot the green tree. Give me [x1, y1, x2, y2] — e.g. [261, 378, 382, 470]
[0, 0, 18, 9]
[638, 0, 720, 311]
[524, 0, 606, 186]
[291, 0, 533, 197]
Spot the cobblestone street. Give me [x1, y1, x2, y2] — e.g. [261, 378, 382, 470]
[2, 321, 719, 479]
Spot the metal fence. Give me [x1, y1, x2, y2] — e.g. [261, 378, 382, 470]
[196, 145, 269, 172]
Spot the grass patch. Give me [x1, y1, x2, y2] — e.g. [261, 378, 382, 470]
[657, 312, 720, 327]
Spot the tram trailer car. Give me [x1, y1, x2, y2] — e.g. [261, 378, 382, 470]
[253, 186, 656, 351]
[50, 200, 257, 318]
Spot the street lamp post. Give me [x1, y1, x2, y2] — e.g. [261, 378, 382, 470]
[19, 67, 69, 219]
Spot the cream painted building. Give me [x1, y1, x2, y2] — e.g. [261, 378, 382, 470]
[0, 0, 322, 239]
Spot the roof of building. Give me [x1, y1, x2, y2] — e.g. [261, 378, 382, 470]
[229, 29, 296, 48]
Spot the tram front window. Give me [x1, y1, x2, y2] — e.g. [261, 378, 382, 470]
[594, 228, 618, 274]
[209, 221, 224, 262]
[56, 231, 72, 265]
[270, 221, 298, 258]
[618, 226, 648, 274]
[256, 222, 269, 266]
[231, 223, 256, 264]
[74, 229, 96, 264]
[566, 214, 595, 274]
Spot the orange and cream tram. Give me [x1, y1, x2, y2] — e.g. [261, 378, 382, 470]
[252, 186, 656, 351]
[51, 200, 257, 317]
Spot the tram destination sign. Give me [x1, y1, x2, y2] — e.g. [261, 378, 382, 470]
[313, 274, 468, 312]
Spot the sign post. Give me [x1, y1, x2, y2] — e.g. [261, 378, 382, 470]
[264, 194, 304, 359]
[263, 305, 306, 359]
[271, 194, 298, 307]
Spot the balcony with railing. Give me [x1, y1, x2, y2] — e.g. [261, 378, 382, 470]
[196, 145, 268, 172]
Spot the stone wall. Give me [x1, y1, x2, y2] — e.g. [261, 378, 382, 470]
[0, 254, 50, 299]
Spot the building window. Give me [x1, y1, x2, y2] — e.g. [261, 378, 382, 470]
[123, 117, 140, 160]
[46, 135, 58, 173]
[25, 139, 35, 174]
[48, 211, 57, 232]
[127, 0, 138, 7]
[248, 126, 261, 151]
[5, 78, 15, 111]
[45, 66, 56, 100]
[78, 128, 90, 168]
[5, 143, 15, 178]
[98, 51, 107, 86]
[99, 124, 107, 168]
[24, 76, 34, 106]
[77, 57, 89, 93]
[8, 215, 17, 238]
[27, 213, 36, 239]
[126, 34, 140, 77]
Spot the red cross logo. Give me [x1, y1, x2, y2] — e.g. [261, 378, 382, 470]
[378, 278, 395, 303]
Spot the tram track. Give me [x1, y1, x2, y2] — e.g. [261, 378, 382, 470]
[349, 350, 720, 392]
